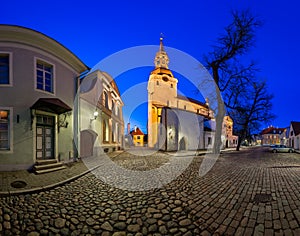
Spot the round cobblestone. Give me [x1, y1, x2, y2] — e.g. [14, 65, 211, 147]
[1, 148, 300, 235]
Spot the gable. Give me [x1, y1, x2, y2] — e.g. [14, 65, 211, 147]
[291, 121, 300, 136]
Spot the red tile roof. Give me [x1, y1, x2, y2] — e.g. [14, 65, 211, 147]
[130, 127, 144, 136]
[261, 126, 285, 135]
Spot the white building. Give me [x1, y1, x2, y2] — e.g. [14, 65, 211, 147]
[0, 25, 88, 171]
[289, 121, 300, 150]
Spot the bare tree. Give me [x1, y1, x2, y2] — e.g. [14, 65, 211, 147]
[204, 10, 262, 153]
[228, 80, 275, 150]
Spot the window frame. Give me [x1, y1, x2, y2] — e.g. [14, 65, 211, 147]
[0, 51, 13, 87]
[0, 107, 13, 153]
[34, 57, 55, 94]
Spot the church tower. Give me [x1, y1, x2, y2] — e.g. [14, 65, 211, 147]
[147, 37, 178, 148]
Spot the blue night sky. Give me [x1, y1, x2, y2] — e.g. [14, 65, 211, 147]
[1, 0, 300, 133]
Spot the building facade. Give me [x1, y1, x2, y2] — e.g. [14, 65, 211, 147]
[79, 70, 124, 157]
[0, 25, 89, 171]
[147, 38, 214, 151]
[222, 116, 238, 148]
[130, 126, 144, 147]
[289, 121, 300, 149]
[261, 126, 286, 145]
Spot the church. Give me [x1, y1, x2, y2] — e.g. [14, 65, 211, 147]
[147, 37, 237, 151]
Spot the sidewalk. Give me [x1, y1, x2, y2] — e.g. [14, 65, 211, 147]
[0, 151, 123, 196]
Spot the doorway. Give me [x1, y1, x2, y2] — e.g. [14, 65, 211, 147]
[36, 115, 55, 160]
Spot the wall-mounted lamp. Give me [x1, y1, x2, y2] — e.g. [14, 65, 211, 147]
[91, 110, 99, 121]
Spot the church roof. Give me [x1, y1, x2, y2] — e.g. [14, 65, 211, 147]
[177, 94, 208, 108]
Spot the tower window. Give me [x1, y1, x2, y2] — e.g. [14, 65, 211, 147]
[156, 81, 159, 85]
[170, 84, 173, 88]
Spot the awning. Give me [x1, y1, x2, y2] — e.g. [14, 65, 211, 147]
[31, 98, 72, 115]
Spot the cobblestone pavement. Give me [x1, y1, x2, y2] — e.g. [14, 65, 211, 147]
[1, 147, 300, 235]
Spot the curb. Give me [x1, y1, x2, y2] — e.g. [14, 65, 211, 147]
[0, 151, 125, 197]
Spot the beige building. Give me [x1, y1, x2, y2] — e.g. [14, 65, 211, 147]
[261, 126, 285, 145]
[0, 25, 88, 171]
[222, 116, 238, 148]
[147, 38, 238, 151]
[79, 70, 124, 156]
[147, 38, 213, 151]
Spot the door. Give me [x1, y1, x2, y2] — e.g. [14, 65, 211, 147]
[36, 115, 55, 160]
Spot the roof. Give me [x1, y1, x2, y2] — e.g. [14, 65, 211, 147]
[150, 67, 174, 77]
[0, 24, 89, 73]
[31, 98, 72, 115]
[291, 121, 300, 136]
[177, 94, 208, 108]
[130, 127, 144, 136]
[261, 126, 286, 135]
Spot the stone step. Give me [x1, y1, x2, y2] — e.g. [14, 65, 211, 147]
[34, 161, 64, 171]
[34, 159, 66, 174]
[35, 165, 66, 174]
[36, 159, 57, 165]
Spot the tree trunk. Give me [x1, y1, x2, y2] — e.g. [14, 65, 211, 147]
[213, 87, 226, 154]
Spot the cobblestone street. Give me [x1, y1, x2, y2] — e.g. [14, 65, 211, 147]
[1, 147, 300, 235]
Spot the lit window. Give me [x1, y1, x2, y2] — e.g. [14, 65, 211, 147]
[0, 110, 10, 150]
[0, 53, 12, 85]
[36, 60, 54, 93]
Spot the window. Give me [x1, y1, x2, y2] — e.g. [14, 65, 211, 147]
[0, 109, 11, 150]
[103, 119, 109, 142]
[208, 137, 212, 145]
[156, 81, 159, 85]
[115, 104, 119, 116]
[36, 59, 54, 93]
[103, 91, 109, 109]
[111, 100, 115, 112]
[0, 52, 12, 85]
[170, 84, 173, 88]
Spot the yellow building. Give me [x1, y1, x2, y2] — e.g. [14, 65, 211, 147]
[130, 126, 145, 147]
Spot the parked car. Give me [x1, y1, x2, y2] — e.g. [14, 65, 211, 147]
[269, 145, 294, 153]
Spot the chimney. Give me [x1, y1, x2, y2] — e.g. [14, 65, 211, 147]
[134, 125, 137, 132]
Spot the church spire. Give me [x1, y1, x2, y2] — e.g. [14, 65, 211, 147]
[154, 34, 169, 69]
[159, 34, 164, 52]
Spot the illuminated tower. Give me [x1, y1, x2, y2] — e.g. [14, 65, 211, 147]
[147, 37, 178, 148]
